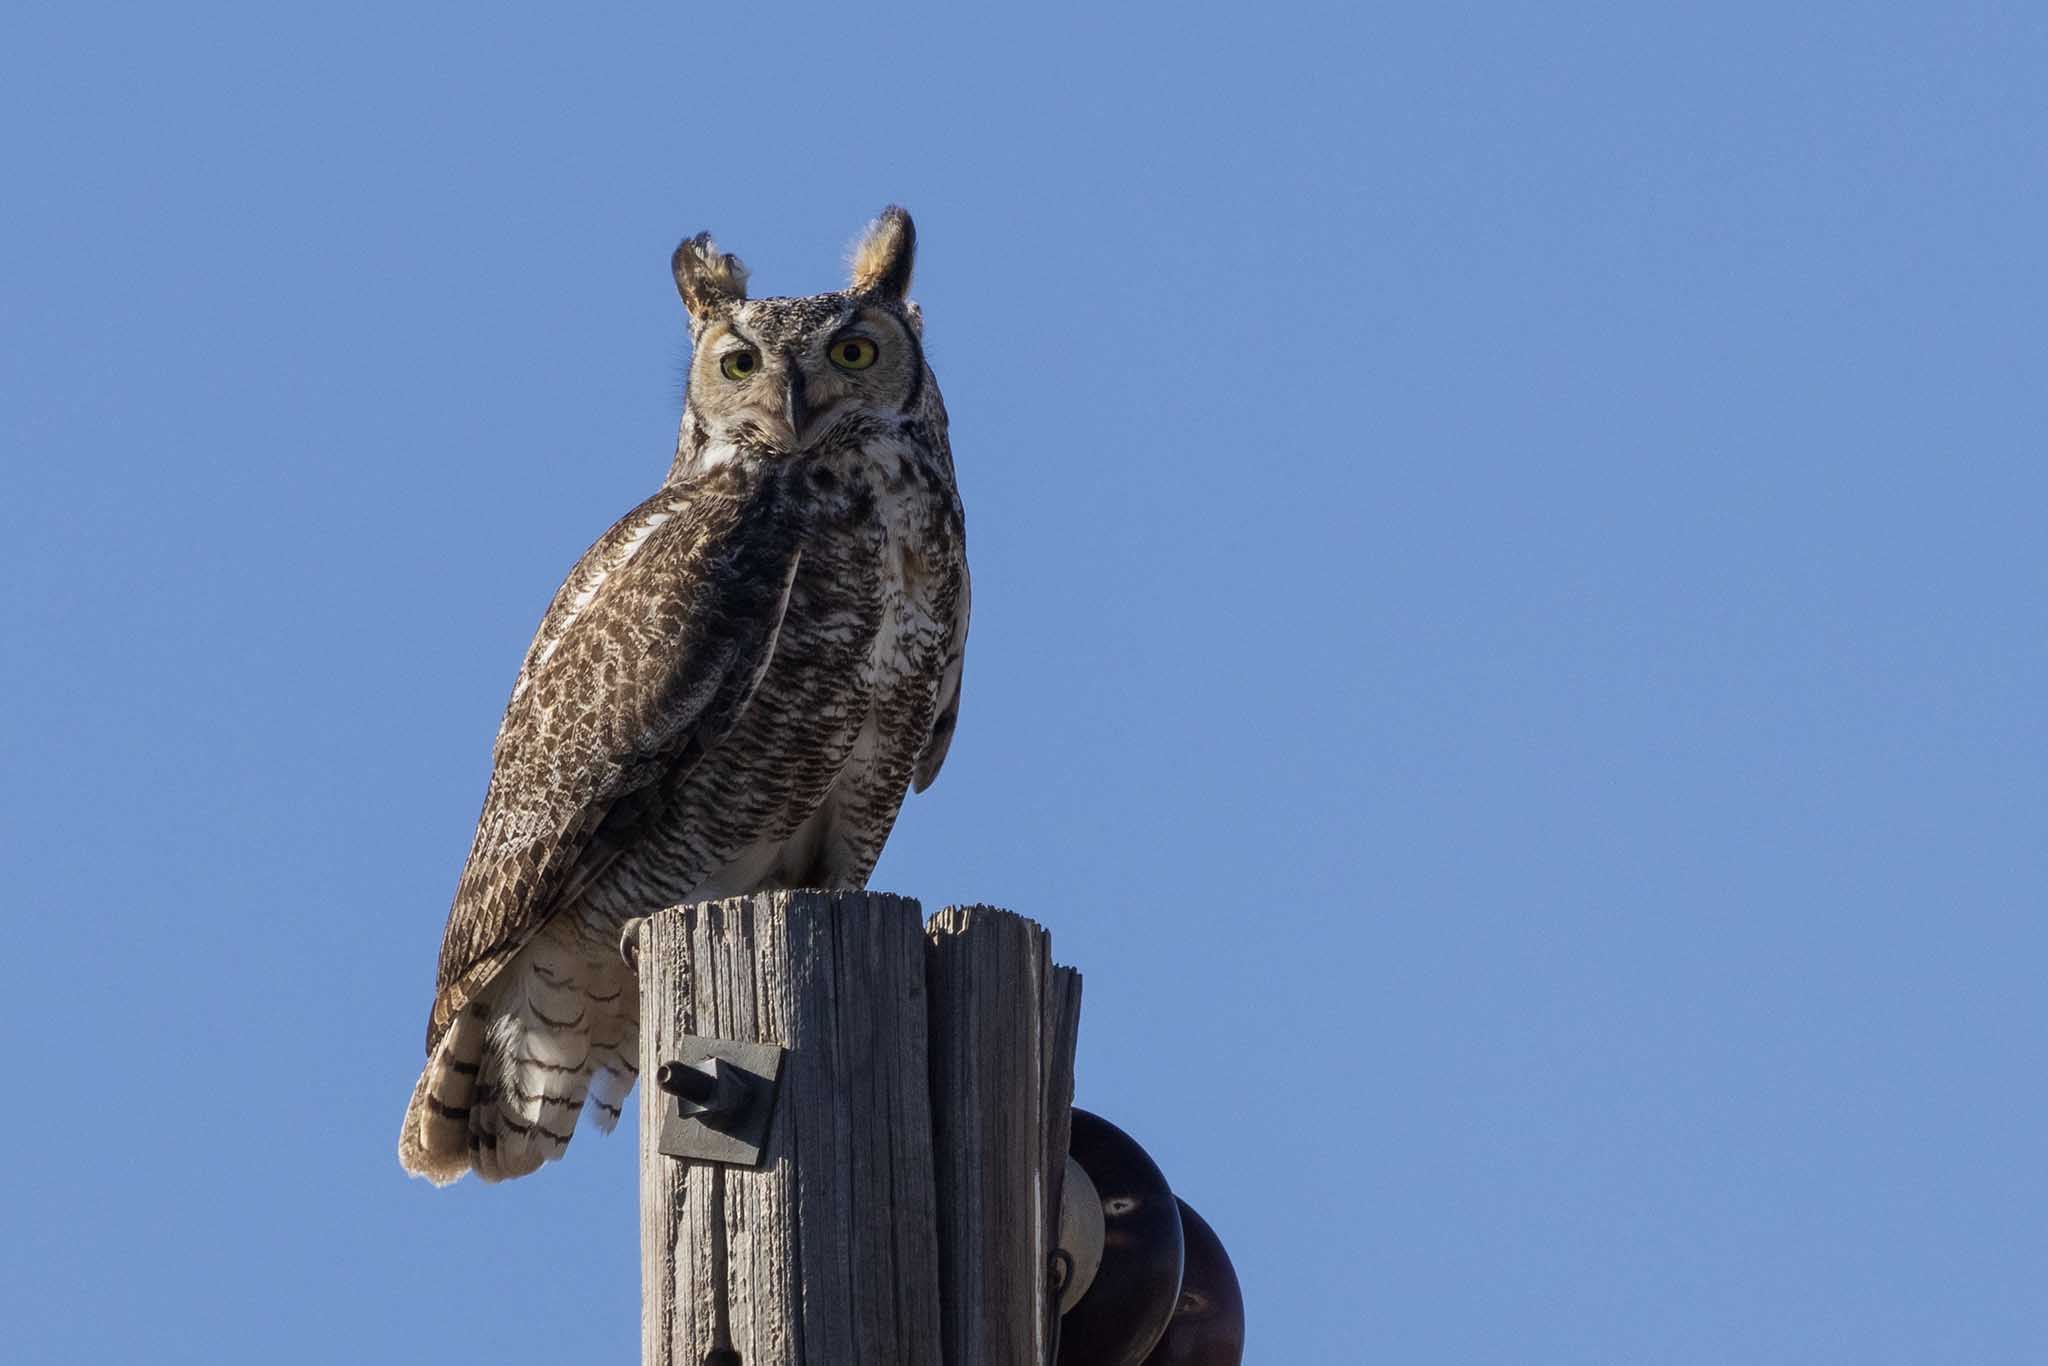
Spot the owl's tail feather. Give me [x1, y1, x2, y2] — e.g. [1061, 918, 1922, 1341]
[398, 1004, 489, 1185]
[587, 1042, 637, 1134]
[397, 917, 639, 1185]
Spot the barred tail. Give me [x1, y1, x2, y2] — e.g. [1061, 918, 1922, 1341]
[398, 1003, 487, 1185]
[398, 916, 638, 1184]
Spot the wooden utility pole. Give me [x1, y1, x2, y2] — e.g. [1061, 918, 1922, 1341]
[634, 891, 1082, 1366]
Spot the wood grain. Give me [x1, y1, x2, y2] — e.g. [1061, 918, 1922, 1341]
[926, 905, 1084, 1366]
[638, 892, 1080, 1366]
[638, 891, 943, 1366]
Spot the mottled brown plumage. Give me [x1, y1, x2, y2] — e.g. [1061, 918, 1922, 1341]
[399, 208, 967, 1183]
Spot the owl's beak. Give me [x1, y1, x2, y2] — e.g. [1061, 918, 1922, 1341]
[781, 365, 811, 450]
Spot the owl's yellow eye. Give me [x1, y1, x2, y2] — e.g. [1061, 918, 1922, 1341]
[829, 337, 878, 371]
[719, 350, 759, 381]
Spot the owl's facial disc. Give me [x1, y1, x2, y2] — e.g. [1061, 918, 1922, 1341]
[692, 303, 913, 455]
[716, 342, 822, 453]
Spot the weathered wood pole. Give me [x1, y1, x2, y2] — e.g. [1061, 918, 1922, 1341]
[635, 890, 1081, 1366]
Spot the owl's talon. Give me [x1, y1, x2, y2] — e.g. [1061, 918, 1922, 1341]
[619, 918, 646, 970]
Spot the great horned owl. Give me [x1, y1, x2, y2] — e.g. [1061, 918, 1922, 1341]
[398, 207, 968, 1184]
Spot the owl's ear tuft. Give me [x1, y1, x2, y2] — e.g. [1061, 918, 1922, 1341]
[848, 206, 916, 301]
[672, 233, 750, 318]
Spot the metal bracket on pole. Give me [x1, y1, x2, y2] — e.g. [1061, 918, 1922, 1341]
[654, 1035, 787, 1167]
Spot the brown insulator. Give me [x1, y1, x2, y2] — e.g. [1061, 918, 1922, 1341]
[1137, 1200, 1244, 1366]
[1056, 1109, 1185, 1366]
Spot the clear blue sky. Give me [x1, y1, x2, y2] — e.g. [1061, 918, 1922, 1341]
[3, 4, 2042, 1362]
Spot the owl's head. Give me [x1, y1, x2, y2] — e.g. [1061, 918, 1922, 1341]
[672, 207, 928, 459]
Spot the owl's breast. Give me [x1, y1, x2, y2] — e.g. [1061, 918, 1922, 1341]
[581, 437, 963, 919]
[799, 435, 964, 761]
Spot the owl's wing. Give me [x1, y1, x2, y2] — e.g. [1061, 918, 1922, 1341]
[912, 549, 969, 793]
[423, 478, 804, 1052]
